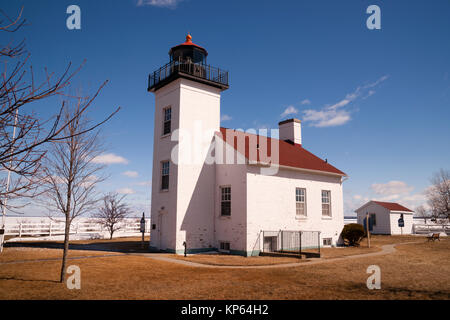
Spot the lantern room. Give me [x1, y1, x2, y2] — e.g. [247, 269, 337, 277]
[169, 34, 208, 65]
[148, 34, 229, 92]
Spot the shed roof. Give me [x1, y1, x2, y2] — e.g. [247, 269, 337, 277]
[355, 200, 414, 213]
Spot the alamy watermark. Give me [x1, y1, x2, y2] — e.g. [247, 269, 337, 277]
[169, 122, 280, 176]
[366, 265, 381, 290]
[366, 5, 381, 30]
[66, 5, 81, 30]
[66, 265, 81, 289]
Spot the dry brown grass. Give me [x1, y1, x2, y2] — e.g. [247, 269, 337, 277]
[0, 237, 149, 263]
[0, 235, 449, 300]
[0, 247, 118, 263]
[170, 253, 303, 266]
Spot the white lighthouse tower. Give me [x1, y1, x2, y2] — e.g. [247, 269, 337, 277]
[148, 35, 229, 254]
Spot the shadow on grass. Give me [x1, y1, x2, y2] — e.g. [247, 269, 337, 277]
[5, 240, 150, 254]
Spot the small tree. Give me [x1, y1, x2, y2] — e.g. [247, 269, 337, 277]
[95, 193, 131, 240]
[341, 223, 366, 247]
[415, 205, 429, 224]
[426, 169, 450, 223]
[42, 101, 106, 283]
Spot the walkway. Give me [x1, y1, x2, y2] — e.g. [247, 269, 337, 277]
[137, 242, 411, 269]
[0, 242, 418, 268]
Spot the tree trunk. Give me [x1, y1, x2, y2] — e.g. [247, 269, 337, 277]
[60, 214, 71, 283]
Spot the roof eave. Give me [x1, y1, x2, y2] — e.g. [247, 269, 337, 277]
[247, 162, 347, 178]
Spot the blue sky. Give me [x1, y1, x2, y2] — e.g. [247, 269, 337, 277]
[3, 0, 450, 217]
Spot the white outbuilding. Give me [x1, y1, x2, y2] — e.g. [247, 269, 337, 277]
[355, 201, 414, 235]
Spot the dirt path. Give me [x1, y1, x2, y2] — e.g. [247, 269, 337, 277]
[0, 242, 419, 268]
[138, 242, 416, 269]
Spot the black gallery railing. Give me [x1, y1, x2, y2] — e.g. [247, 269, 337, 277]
[148, 60, 229, 90]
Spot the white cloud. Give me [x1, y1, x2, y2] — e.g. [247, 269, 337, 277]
[136, 0, 182, 8]
[301, 75, 389, 127]
[81, 175, 99, 188]
[122, 171, 139, 178]
[300, 99, 311, 105]
[280, 105, 298, 118]
[221, 114, 232, 121]
[136, 180, 152, 187]
[92, 153, 129, 165]
[371, 180, 414, 195]
[117, 188, 135, 195]
[302, 109, 351, 127]
[345, 180, 427, 215]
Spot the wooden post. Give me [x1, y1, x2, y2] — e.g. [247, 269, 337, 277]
[366, 213, 371, 248]
[49, 221, 53, 237]
[318, 231, 321, 256]
[19, 222, 22, 238]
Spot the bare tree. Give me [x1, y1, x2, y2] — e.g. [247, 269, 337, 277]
[414, 205, 430, 224]
[0, 7, 118, 207]
[426, 169, 450, 223]
[42, 101, 106, 283]
[0, 7, 118, 252]
[95, 193, 131, 240]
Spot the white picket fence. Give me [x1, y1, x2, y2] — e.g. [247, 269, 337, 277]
[4, 220, 151, 238]
[412, 224, 450, 235]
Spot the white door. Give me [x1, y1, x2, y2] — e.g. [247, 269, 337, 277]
[158, 214, 167, 251]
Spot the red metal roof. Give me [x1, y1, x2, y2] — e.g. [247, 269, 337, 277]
[373, 201, 413, 212]
[217, 127, 346, 176]
[170, 34, 208, 55]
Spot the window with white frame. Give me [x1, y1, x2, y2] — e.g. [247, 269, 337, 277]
[161, 161, 170, 190]
[220, 186, 231, 216]
[296, 188, 306, 216]
[323, 238, 332, 246]
[163, 107, 171, 135]
[321, 190, 331, 216]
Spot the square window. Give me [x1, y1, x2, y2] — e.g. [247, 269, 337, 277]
[219, 241, 230, 252]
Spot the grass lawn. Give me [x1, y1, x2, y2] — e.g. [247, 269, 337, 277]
[0, 235, 449, 299]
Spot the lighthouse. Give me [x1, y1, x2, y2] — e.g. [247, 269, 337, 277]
[148, 35, 229, 253]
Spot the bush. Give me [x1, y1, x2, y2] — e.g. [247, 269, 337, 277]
[341, 223, 366, 247]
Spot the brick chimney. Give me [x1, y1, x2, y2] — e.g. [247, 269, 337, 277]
[278, 118, 302, 145]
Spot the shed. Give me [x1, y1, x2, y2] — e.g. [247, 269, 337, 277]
[355, 201, 414, 235]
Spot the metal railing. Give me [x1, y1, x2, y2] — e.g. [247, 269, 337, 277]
[148, 60, 229, 90]
[261, 230, 321, 258]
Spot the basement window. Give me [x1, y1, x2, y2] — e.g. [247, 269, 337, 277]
[219, 241, 230, 252]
